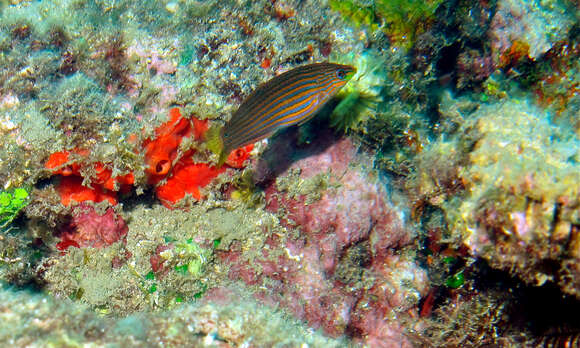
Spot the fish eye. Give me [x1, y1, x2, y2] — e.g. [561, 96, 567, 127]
[336, 69, 346, 79]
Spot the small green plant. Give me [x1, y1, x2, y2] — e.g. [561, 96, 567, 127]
[0, 187, 30, 230]
[173, 238, 212, 277]
[446, 271, 465, 289]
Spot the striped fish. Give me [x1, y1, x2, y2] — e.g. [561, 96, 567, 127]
[208, 62, 356, 164]
[536, 333, 580, 348]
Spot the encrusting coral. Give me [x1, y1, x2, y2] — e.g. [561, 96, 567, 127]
[243, 129, 428, 345]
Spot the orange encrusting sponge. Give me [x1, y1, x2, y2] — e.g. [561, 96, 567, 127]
[45, 149, 134, 206]
[226, 145, 254, 168]
[144, 107, 251, 208]
[45, 107, 253, 209]
[155, 153, 226, 206]
[143, 107, 193, 183]
[57, 176, 118, 206]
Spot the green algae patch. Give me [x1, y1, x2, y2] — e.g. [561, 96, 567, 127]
[330, 0, 444, 49]
[0, 187, 30, 230]
[329, 0, 378, 31]
[445, 271, 464, 289]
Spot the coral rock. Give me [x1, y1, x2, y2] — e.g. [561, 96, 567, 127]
[490, 0, 574, 61]
[416, 99, 580, 297]
[220, 130, 427, 344]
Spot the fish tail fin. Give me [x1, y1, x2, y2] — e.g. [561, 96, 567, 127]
[205, 125, 228, 166]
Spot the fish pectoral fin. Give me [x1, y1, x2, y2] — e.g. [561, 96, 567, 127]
[206, 125, 229, 167]
[206, 125, 224, 155]
[217, 150, 228, 167]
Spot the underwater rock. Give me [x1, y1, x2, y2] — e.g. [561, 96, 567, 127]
[0, 283, 346, 347]
[414, 98, 580, 297]
[222, 226, 425, 345]
[226, 130, 428, 344]
[490, 0, 575, 61]
[456, 48, 495, 90]
[264, 137, 412, 274]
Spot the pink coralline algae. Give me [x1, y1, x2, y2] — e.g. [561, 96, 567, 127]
[56, 204, 128, 250]
[222, 131, 428, 345]
[126, 44, 177, 75]
[265, 143, 411, 274]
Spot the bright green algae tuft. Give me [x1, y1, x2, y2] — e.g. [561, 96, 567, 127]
[0, 187, 30, 230]
[330, 0, 444, 48]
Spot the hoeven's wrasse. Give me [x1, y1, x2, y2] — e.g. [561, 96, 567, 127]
[207, 62, 356, 164]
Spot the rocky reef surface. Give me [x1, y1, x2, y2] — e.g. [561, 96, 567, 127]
[0, 0, 578, 347]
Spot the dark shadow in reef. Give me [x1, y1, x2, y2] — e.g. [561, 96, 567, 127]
[253, 101, 345, 188]
[119, 186, 159, 211]
[469, 260, 580, 341]
[509, 276, 580, 337]
[0, 218, 49, 293]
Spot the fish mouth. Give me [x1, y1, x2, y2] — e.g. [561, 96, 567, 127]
[344, 67, 357, 81]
